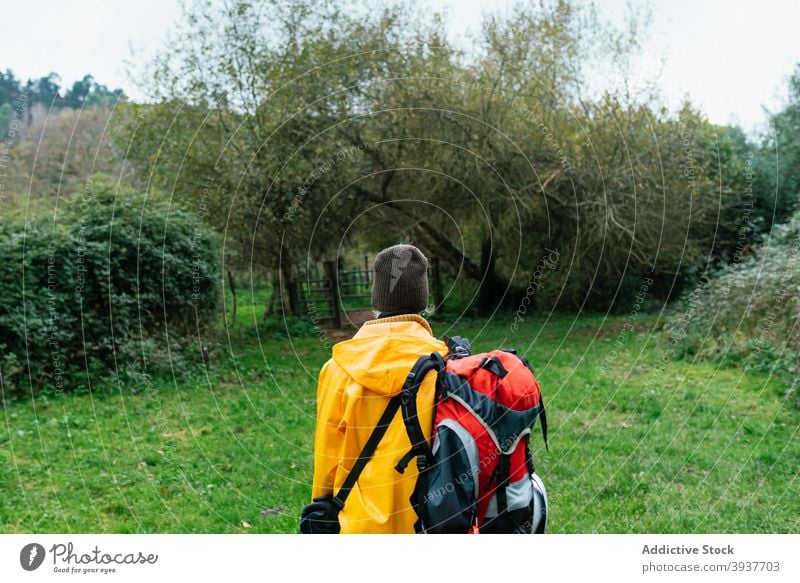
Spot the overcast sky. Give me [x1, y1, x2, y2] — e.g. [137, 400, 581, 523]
[2, 0, 799, 135]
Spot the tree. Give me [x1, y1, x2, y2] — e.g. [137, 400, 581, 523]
[64, 74, 94, 108]
[63, 74, 124, 108]
[118, 0, 390, 314]
[32, 72, 61, 106]
[0, 69, 21, 103]
[755, 65, 800, 227]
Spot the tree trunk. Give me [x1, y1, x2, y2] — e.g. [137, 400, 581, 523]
[263, 270, 278, 320]
[227, 270, 238, 325]
[477, 236, 502, 314]
[278, 257, 295, 317]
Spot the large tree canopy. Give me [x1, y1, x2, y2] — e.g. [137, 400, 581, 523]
[117, 0, 753, 314]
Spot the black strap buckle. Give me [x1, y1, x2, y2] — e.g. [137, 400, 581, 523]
[395, 449, 416, 474]
[444, 335, 472, 359]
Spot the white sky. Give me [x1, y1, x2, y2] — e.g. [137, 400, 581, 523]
[2, 0, 799, 135]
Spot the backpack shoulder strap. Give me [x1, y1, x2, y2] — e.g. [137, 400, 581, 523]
[331, 393, 402, 512]
[395, 352, 446, 474]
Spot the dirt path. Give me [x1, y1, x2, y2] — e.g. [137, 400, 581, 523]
[325, 308, 374, 341]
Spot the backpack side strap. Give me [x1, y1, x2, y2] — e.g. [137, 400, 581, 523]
[519, 355, 549, 452]
[331, 393, 402, 511]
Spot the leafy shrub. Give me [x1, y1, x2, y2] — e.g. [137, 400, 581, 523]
[264, 315, 323, 340]
[666, 213, 800, 387]
[0, 176, 220, 396]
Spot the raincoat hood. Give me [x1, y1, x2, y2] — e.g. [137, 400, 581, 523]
[332, 314, 447, 397]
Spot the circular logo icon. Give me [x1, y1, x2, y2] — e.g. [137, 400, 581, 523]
[20, 543, 46, 571]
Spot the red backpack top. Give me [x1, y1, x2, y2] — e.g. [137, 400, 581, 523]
[396, 336, 548, 533]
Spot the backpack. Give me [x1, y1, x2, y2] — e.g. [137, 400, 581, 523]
[395, 336, 548, 534]
[299, 335, 548, 535]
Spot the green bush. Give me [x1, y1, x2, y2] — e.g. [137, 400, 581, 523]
[0, 176, 220, 396]
[666, 213, 800, 387]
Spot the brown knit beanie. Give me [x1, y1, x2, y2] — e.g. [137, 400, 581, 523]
[371, 244, 428, 313]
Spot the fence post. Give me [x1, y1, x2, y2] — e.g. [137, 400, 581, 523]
[432, 257, 443, 310]
[324, 260, 341, 329]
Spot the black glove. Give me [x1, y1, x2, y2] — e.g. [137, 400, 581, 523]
[299, 495, 341, 534]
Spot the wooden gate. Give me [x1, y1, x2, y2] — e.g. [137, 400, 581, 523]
[296, 256, 442, 328]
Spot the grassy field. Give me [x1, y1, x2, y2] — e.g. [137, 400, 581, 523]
[1, 290, 798, 534]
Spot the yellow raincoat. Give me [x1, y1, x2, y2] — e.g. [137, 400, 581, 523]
[311, 313, 447, 533]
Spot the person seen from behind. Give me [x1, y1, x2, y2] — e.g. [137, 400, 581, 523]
[308, 244, 445, 533]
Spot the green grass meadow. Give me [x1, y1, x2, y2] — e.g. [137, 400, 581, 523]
[1, 288, 798, 534]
